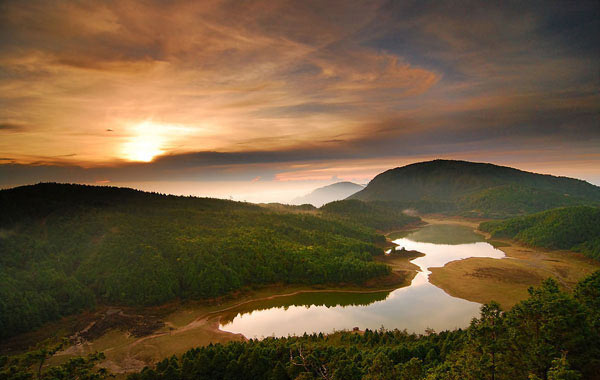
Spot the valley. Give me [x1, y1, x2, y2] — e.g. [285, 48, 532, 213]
[2, 162, 599, 380]
[3, 2, 600, 378]
[8, 217, 592, 376]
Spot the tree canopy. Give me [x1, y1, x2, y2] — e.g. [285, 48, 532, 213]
[479, 206, 600, 260]
[0, 183, 401, 339]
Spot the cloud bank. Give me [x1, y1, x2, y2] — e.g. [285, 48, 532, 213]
[0, 0, 598, 199]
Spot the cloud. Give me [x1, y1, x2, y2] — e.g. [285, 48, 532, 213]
[0, 0, 598, 191]
[0, 123, 27, 131]
[0, 0, 440, 164]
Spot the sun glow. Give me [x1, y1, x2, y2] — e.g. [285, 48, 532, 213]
[120, 120, 202, 162]
[121, 121, 168, 162]
[122, 136, 163, 162]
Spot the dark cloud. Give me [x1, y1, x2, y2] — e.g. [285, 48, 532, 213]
[0, 123, 27, 131]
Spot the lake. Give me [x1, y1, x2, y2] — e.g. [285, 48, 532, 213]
[220, 223, 505, 338]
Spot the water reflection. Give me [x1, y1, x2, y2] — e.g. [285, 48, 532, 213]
[219, 291, 390, 324]
[220, 224, 505, 338]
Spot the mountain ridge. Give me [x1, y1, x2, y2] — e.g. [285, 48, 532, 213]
[349, 159, 600, 217]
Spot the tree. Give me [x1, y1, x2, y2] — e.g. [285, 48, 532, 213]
[547, 354, 582, 380]
[468, 301, 505, 380]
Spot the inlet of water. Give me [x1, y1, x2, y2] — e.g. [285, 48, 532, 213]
[220, 224, 505, 338]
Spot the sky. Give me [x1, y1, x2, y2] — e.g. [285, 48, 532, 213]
[1, 0, 599, 202]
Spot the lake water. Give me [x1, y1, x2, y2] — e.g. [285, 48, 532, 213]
[220, 224, 505, 338]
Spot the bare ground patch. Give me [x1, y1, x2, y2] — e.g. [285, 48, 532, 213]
[429, 239, 599, 308]
[467, 267, 544, 285]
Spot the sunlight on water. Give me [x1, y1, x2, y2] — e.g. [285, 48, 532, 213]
[220, 224, 505, 338]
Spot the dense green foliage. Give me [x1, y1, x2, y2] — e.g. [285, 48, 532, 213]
[121, 272, 600, 380]
[320, 200, 421, 231]
[458, 184, 591, 218]
[350, 160, 600, 218]
[0, 341, 110, 380]
[479, 206, 600, 260]
[0, 183, 391, 339]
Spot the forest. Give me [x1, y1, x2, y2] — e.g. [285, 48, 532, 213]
[0, 184, 409, 340]
[479, 206, 600, 260]
[2, 271, 598, 380]
[319, 200, 421, 231]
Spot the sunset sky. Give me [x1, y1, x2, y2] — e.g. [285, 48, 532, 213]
[1, 0, 599, 202]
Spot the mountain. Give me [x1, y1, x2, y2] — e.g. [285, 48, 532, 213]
[349, 160, 600, 218]
[291, 181, 364, 207]
[479, 206, 600, 260]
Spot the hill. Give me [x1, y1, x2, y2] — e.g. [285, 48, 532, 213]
[349, 160, 600, 217]
[0, 183, 390, 339]
[479, 206, 600, 260]
[320, 199, 421, 231]
[292, 181, 364, 207]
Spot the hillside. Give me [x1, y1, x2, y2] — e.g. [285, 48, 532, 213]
[0, 183, 391, 339]
[349, 160, 600, 217]
[292, 181, 364, 207]
[320, 199, 421, 231]
[479, 206, 600, 260]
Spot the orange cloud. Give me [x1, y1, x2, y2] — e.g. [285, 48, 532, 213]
[0, 0, 597, 188]
[0, 0, 440, 165]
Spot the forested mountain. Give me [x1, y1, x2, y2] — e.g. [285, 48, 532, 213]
[292, 182, 364, 207]
[0, 183, 395, 339]
[349, 160, 600, 218]
[320, 199, 421, 231]
[480, 206, 600, 260]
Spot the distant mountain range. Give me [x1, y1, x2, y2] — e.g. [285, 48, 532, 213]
[291, 181, 364, 207]
[349, 159, 600, 218]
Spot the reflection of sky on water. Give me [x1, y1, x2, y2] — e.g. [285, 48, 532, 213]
[221, 224, 505, 338]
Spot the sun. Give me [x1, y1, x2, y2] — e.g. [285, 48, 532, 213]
[121, 121, 166, 162]
[123, 136, 163, 162]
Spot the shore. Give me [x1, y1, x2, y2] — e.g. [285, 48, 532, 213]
[425, 216, 600, 309]
[38, 250, 422, 374]
[15, 216, 599, 376]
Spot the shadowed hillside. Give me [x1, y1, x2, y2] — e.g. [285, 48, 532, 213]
[349, 160, 600, 217]
[0, 183, 392, 339]
[320, 199, 421, 231]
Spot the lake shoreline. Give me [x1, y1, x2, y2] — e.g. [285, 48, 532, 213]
[27, 217, 596, 376]
[426, 216, 600, 308]
[10, 250, 423, 374]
